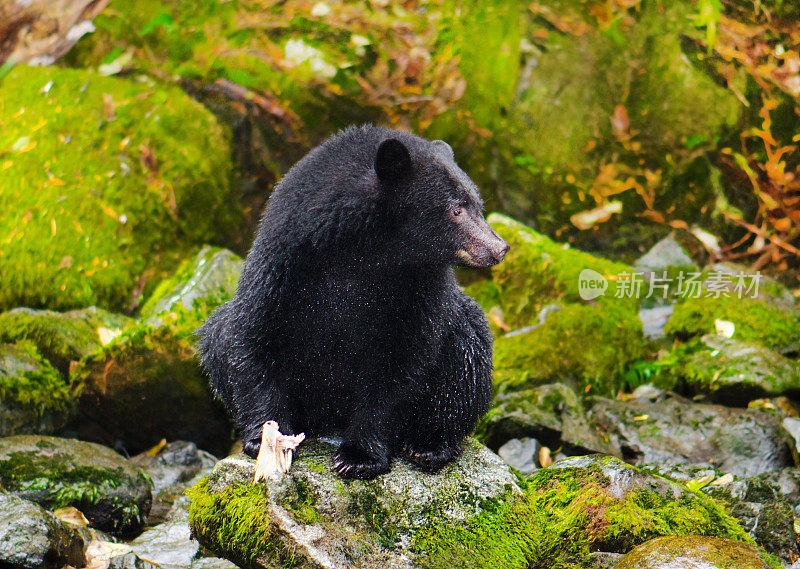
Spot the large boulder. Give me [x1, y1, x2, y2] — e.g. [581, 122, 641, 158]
[588, 396, 795, 477]
[680, 334, 800, 404]
[0, 65, 240, 312]
[417, 454, 756, 568]
[0, 435, 152, 537]
[188, 438, 519, 569]
[72, 247, 240, 456]
[467, 214, 643, 395]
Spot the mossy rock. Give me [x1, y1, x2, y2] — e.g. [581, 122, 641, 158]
[588, 396, 794, 477]
[677, 335, 800, 404]
[140, 246, 242, 323]
[0, 435, 152, 537]
[414, 455, 773, 569]
[492, 302, 644, 396]
[664, 294, 800, 355]
[188, 438, 519, 569]
[0, 65, 240, 312]
[477, 382, 616, 456]
[615, 535, 776, 569]
[0, 306, 131, 376]
[0, 341, 73, 436]
[701, 475, 799, 563]
[435, 1, 743, 243]
[466, 214, 643, 395]
[72, 247, 242, 456]
[466, 214, 638, 330]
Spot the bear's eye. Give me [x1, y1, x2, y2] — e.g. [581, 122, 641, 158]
[452, 207, 462, 217]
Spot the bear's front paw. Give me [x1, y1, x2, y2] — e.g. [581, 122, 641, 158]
[243, 438, 261, 459]
[332, 443, 390, 480]
[402, 442, 460, 473]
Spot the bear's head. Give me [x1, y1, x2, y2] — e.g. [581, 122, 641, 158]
[373, 132, 510, 269]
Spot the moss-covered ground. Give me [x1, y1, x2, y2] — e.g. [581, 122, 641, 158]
[0, 65, 240, 312]
[469, 214, 644, 395]
[413, 463, 775, 569]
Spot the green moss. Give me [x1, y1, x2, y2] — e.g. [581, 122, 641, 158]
[0, 446, 148, 533]
[493, 302, 644, 395]
[348, 487, 398, 549]
[413, 462, 756, 569]
[467, 214, 638, 329]
[187, 477, 299, 568]
[0, 340, 72, 415]
[0, 65, 239, 312]
[286, 476, 321, 526]
[0, 307, 128, 375]
[664, 295, 800, 353]
[139, 246, 242, 323]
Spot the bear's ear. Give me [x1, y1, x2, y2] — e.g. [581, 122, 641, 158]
[375, 138, 411, 184]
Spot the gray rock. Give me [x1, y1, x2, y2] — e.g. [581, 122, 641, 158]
[497, 437, 539, 474]
[615, 535, 773, 568]
[131, 494, 236, 569]
[634, 235, 696, 270]
[479, 382, 615, 455]
[589, 396, 794, 477]
[108, 552, 160, 569]
[682, 334, 800, 404]
[131, 441, 217, 497]
[190, 438, 520, 569]
[128, 441, 234, 569]
[639, 304, 675, 339]
[0, 493, 86, 569]
[0, 435, 152, 537]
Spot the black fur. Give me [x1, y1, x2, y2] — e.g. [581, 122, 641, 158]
[197, 125, 509, 480]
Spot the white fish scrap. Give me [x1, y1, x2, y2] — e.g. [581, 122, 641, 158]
[253, 421, 305, 482]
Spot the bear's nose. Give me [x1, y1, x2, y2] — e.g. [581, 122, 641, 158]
[499, 241, 510, 260]
[488, 239, 510, 264]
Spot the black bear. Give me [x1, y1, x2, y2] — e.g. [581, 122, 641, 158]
[197, 125, 509, 480]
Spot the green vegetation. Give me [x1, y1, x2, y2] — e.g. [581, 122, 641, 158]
[0, 65, 239, 312]
[469, 214, 644, 394]
[664, 295, 800, 353]
[0, 341, 72, 415]
[413, 460, 768, 569]
[0, 307, 129, 374]
[187, 478, 298, 568]
[493, 302, 644, 395]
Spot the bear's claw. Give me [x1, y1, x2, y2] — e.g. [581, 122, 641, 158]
[332, 444, 390, 480]
[243, 439, 260, 459]
[402, 443, 459, 473]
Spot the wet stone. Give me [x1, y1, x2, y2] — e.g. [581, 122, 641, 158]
[0, 435, 152, 537]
